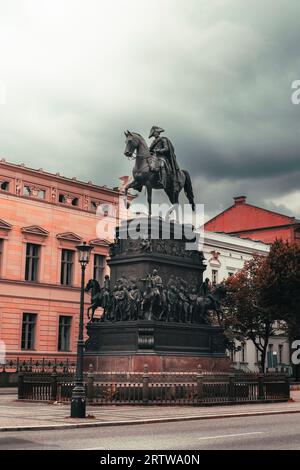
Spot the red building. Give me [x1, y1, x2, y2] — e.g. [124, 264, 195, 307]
[0, 159, 131, 363]
[205, 196, 300, 245]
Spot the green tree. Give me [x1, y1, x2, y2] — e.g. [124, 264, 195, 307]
[262, 239, 300, 338]
[221, 255, 283, 372]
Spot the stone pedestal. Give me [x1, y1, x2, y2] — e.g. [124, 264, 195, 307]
[108, 216, 206, 290]
[84, 320, 230, 372]
[84, 217, 230, 373]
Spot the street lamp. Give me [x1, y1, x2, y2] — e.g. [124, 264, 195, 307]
[71, 241, 93, 418]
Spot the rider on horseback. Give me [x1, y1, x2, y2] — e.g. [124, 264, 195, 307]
[149, 126, 180, 190]
[200, 278, 221, 313]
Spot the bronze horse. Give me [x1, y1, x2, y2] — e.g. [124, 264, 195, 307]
[85, 279, 104, 322]
[193, 284, 227, 323]
[123, 131, 195, 216]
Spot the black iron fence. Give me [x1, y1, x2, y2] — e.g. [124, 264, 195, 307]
[0, 357, 76, 388]
[17, 364, 290, 405]
[0, 357, 76, 374]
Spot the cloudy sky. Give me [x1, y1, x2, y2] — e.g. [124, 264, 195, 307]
[0, 0, 300, 220]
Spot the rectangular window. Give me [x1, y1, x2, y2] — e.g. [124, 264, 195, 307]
[0, 180, 9, 191]
[58, 316, 72, 351]
[25, 243, 40, 281]
[212, 269, 218, 284]
[230, 349, 235, 362]
[279, 344, 283, 364]
[23, 185, 31, 196]
[241, 342, 246, 363]
[228, 272, 234, 277]
[21, 313, 37, 350]
[267, 343, 278, 368]
[60, 249, 74, 286]
[93, 254, 105, 285]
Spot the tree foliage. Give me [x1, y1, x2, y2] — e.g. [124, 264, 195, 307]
[261, 239, 300, 337]
[219, 239, 300, 371]
[221, 255, 277, 371]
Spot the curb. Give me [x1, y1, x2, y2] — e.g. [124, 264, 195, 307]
[1, 408, 300, 432]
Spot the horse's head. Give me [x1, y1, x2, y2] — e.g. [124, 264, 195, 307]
[124, 130, 140, 158]
[85, 279, 93, 292]
[85, 279, 101, 293]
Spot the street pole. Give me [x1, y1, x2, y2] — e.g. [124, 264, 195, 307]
[70, 241, 92, 418]
[71, 263, 86, 418]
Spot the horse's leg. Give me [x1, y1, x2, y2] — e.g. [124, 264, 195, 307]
[164, 183, 180, 222]
[90, 305, 96, 322]
[87, 302, 96, 321]
[173, 193, 180, 223]
[146, 184, 152, 217]
[124, 180, 138, 209]
[124, 184, 130, 210]
[182, 170, 195, 211]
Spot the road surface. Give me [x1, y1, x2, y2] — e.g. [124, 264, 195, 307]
[0, 413, 299, 450]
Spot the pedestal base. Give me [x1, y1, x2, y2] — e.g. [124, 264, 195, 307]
[84, 320, 230, 373]
[84, 353, 231, 373]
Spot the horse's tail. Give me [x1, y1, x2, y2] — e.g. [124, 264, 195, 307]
[183, 170, 195, 211]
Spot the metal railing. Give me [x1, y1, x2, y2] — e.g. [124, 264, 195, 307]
[17, 364, 290, 405]
[0, 357, 76, 374]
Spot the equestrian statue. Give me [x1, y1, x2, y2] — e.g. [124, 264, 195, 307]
[123, 126, 195, 216]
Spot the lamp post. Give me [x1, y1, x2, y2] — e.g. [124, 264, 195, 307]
[71, 241, 92, 418]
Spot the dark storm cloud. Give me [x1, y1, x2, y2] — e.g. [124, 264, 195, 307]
[0, 0, 300, 219]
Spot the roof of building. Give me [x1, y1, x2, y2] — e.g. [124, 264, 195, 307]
[205, 195, 300, 232]
[0, 158, 125, 196]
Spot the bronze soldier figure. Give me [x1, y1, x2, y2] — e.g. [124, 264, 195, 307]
[149, 126, 180, 189]
[200, 278, 211, 297]
[188, 288, 198, 323]
[178, 285, 190, 323]
[113, 283, 129, 321]
[128, 283, 141, 320]
[150, 269, 163, 295]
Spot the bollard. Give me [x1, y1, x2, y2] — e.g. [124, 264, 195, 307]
[196, 364, 203, 405]
[51, 366, 58, 402]
[142, 364, 149, 405]
[228, 373, 235, 402]
[18, 372, 24, 400]
[258, 374, 265, 400]
[87, 364, 95, 403]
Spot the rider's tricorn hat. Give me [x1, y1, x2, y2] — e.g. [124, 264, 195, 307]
[149, 126, 165, 139]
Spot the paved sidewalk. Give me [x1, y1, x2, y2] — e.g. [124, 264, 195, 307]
[0, 391, 299, 432]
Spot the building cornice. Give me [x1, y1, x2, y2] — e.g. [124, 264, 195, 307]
[89, 238, 111, 247]
[21, 225, 49, 237]
[0, 278, 82, 293]
[203, 231, 270, 255]
[0, 190, 116, 217]
[56, 232, 83, 243]
[0, 159, 122, 197]
[0, 219, 12, 231]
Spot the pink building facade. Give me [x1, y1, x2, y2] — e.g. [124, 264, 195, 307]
[0, 159, 126, 362]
